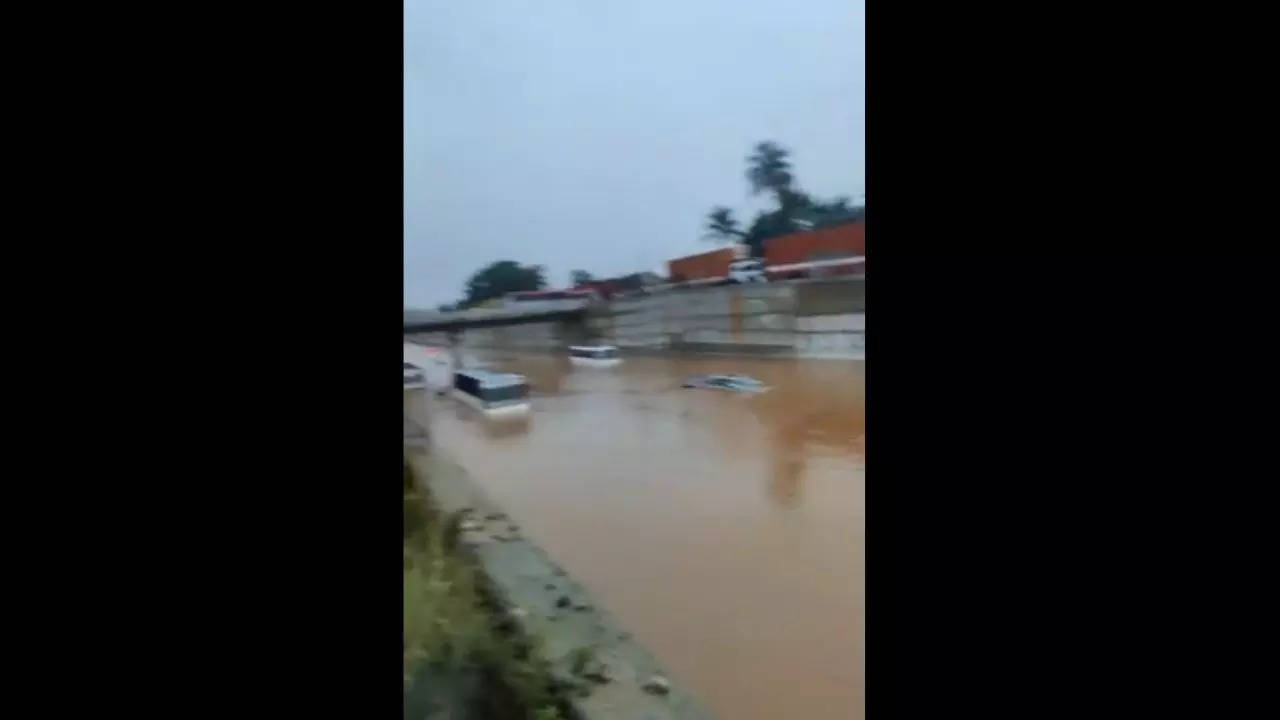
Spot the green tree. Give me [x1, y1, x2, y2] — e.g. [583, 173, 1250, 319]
[746, 141, 795, 203]
[741, 141, 809, 256]
[569, 269, 594, 287]
[707, 140, 864, 257]
[462, 261, 546, 307]
[743, 209, 800, 257]
[704, 206, 744, 242]
[799, 195, 866, 229]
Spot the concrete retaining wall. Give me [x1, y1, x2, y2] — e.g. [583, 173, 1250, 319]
[594, 278, 864, 359]
[413, 277, 864, 360]
[795, 278, 864, 316]
[461, 321, 560, 350]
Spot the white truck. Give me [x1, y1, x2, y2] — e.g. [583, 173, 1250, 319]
[727, 257, 767, 283]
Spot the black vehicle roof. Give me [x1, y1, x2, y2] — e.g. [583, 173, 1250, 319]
[455, 368, 526, 386]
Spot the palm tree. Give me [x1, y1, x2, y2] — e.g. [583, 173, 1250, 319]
[746, 141, 794, 201]
[704, 206, 744, 242]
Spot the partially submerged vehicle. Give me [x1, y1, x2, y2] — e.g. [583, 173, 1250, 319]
[452, 369, 531, 417]
[681, 374, 770, 393]
[569, 345, 622, 368]
[404, 344, 455, 393]
[404, 362, 426, 389]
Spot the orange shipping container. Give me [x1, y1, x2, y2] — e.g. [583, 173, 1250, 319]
[764, 221, 865, 267]
[668, 247, 739, 282]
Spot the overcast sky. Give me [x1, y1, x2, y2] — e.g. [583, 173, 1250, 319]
[404, 0, 864, 308]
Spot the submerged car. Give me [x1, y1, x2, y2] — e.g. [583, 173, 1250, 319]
[404, 362, 426, 389]
[569, 344, 622, 368]
[681, 374, 770, 393]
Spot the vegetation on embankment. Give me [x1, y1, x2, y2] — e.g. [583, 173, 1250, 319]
[403, 462, 569, 720]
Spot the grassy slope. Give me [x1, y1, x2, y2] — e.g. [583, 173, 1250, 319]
[403, 462, 566, 720]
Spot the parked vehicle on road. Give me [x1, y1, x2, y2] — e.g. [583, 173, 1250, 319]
[763, 220, 866, 279]
[668, 245, 746, 283]
[728, 258, 767, 283]
[504, 289, 598, 308]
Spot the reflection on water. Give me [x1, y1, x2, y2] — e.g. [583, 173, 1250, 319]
[424, 353, 864, 720]
[481, 415, 532, 440]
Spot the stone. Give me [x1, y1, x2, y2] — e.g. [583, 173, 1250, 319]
[569, 647, 593, 674]
[545, 583, 556, 591]
[485, 512, 507, 521]
[556, 595, 571, 608]
[573, 602, 593, 612]
[642, 675, 670, 695]
[459, 519, 484, 532]
[618, 632, 632, 641]
[508, 524, 520, 532]
[582, 662, 613, 684]
[549, 668, 580, 691]
[509, 606, 527, 618]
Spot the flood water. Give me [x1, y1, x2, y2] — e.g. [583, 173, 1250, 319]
[422, 353, 864, 720]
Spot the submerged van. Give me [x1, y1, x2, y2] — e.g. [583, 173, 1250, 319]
[452, 369, 531, 417]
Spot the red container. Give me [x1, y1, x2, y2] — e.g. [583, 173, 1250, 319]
[764, 221, 865, 267]
[668, 247, 738, 282]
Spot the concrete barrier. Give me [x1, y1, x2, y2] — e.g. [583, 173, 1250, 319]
[596, 279, 863, 359]
[797, 314, 865, 332]
[794, 277, 865, 315]
[794, 331, 864, 358]
[421, 277, 865, 360]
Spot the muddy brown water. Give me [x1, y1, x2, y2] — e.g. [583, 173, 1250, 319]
[421, 354, 864, 720]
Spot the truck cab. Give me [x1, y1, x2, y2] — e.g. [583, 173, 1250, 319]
[727, 258, 767, 283]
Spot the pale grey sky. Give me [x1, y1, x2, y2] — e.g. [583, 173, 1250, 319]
[404, 0, 864, 308]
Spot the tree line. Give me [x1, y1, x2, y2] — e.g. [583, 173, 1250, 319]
[436, 140, 861, 311]
[435, 264, 602, 312]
